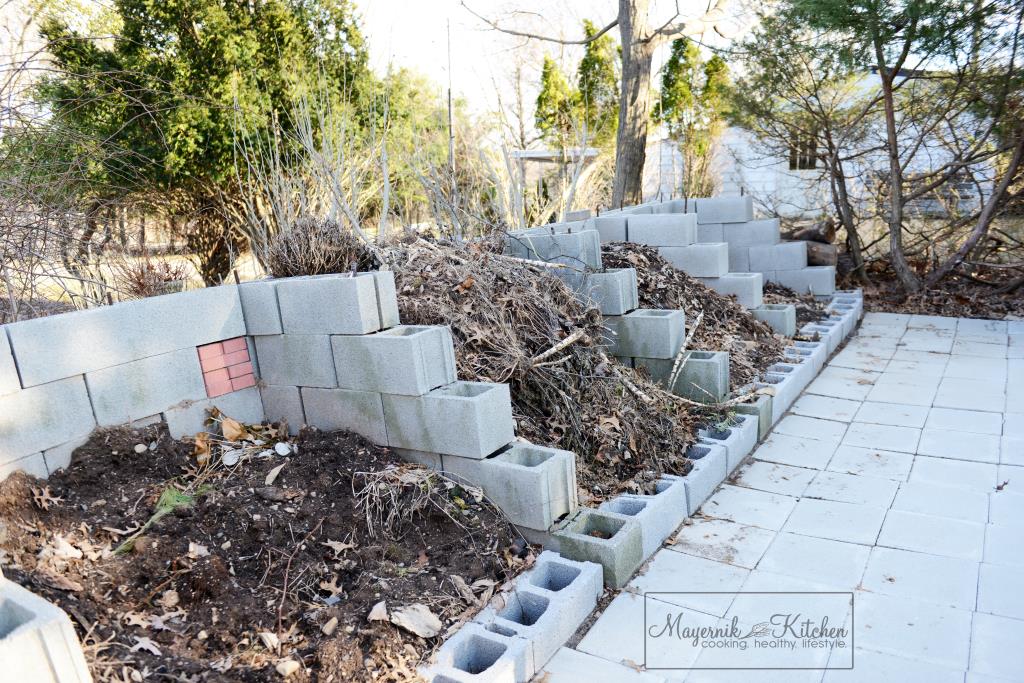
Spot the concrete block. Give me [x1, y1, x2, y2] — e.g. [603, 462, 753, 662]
[832, 295, 864, 320]
[0, 578, 91, 682]
[382, 381, 515, 459]
[6, 285, 244, 388]
[261, 384, 305, 435]
[825, 304, 858, 338]
[238, 279, 282, 335]
[0, 377, 95, 462]
[734, 394, 774, 440]
[774, 266, 836, 296]
[625, 214, 697, 246]
[699, 272, 764, 309]
[471, 586, 568, 670]
[756, 372, 801, 423]
[621, 205, 654, 215]
[443, 443, 578, 531]
[253, 334, 337, 388]
[728, 245, 750, 272]
[276, 274, 381, 335]
[424, 621, 533, 683]
[599, 475, 688, 558]
[0, 330, 20, 396]
[653, 199, 687, 214]
[776, 241, 809, 270]
[553, 509, 644, 588]
[788, 340, 828, 374]
[565, 209, 593, 221]
[800, 320, 843, 354]
[357, 271, 401, 329]
[835, 288, 863, 300]
[683, 443, 728, 515]
[700, 414, 759, 472]
[603, 309, 685, 360]
[301, 387, 388, 444]
[0, 453, 48, 482]
[588, 216, 627, 243]
[694, 196, 754, 224]
[766, 361, 812, 395]
[752, 304, 797, 337]
[332, 325, 456, 396]
[658, 243, 729, 278]
[576, 269, 639, 316]
[85, 348, 205, 427]
[393, 448, 444, 470]
[722, 219, 781, 247]
[506, 230, 601, 270]
[663, 350, 729, 403]
[696, 223, 724, 243]
[164, 386, 265, 439]
[41, 433, 92, 476]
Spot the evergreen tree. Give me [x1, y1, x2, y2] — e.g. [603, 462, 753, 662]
[535, 55, 576, 148]
[576, 19, 619, 146]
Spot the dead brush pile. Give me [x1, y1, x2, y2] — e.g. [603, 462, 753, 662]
[378, 237, 697, 496]
[601, 242, 785, 387]
[763, 281, 827, 326]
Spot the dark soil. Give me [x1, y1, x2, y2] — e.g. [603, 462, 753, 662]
[855, 270, 1024, 320]
[0, 424, 522, 682]
[762, 282, 828, 326]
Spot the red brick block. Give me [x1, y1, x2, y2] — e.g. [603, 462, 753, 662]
[222, 349, 249, 367]
[228, 361, 253, 379]
[231, 374, 256, 391]
[203, 368, 230, 385]
[222, 337, 248, 354]
[198, 342, 223, 360]
[206, 378, 235, 397]
[202, 354, 229, 372]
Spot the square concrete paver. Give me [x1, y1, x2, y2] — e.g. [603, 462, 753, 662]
[951, 339, 1007, 358]
[917, 428, 1001, 464]
[701, 484, 798, 531]
[865, 372, 941, 406]
[790, 394, 861, 422]
[853, 401, 929, 428]
[757, 532, 870, 588]
[925, 407, 1003, 435]
[806, 366, 879, 401]
[910, 456, 999, 491]
[669, 518, 776, 569]
[783, 498, 887, 545]
[878, 509, 985, 560]
[860, 546, 979, 610]
[752, 432, 838, 469]
[628, 549, 748, 617]
[1002, 435, 1024, 466]
[842, 421, 921, 453]
[853, 591, 973, 670]
[970, 612, 1024, 680]
[989, 490, 1024, 527]
[732, 460, 817, 498]
[774, 414, 849, 442]
[891, 480, 989, 523]
[542, 647, 668, 683]
[943, 356, 1008, 382]
[823, 648, 964, 683]
[803, 470, 900, 507]
[934, 376, 1006, 412]
[1004, 413, 1024, 438]
[984, 524, 1024, 567]
[977, 562, 1024, 620]
[826, 445, 915, 481]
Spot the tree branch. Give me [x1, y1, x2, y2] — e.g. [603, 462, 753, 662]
[461, 2, 618, 45]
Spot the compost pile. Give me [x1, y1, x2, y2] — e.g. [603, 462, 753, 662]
[0, 421, 522, 682]
[600, 242, 786, 387]
[379, 237, 696, 496]
[763, 281, 828, 326]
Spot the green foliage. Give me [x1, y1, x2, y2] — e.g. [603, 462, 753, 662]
[535, 55, 577, 147]
[576, 19, 619, 146]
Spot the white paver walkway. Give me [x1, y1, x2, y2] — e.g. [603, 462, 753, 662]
[541, 312, 1024, 682]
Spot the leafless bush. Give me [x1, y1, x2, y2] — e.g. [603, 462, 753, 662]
[263, 217, 375, 277]
[108, 254, 190, 299]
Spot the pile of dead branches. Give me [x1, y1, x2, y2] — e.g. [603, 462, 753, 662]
[601, 243, 786, 388]
[377, 237, 697, 497]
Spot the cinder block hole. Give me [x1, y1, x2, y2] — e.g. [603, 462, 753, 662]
[764, 304, 789, 311]
[787, 348, 812, 357]
[654, 479, 676, 495]
[636, 309, 677, 317]
[0, 599, 33, 638]
[686, 444, 711, 460]
[705, 427, 732, 440]
[501, 448, 553, 468]
[528, 561, 580, 592]
[605, 498, 648, 516]
[439, 383, 493, 399]
[433, 676, 462, 683]
[768, 364, 794, 374]
[575, 513, 625, 540]
[485, 623, 518, 637]
[793, 341, 821, 349]
[761, 374, 785, 385]
[688, 351, 716, 360]
[498, 591, 550, 626]
[451, 634, 507, 674]
[380, 325, 430, 337]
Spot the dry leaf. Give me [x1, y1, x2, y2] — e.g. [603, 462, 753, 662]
[321, 540, 356, 557]
[265, 463, 286, 486]
[130, 636, 162, 656]
[367, 601, 388, 622]
[220, 415, 248, 442]
[35, 567, 83, 592]
[389, 604, 443, 638]
[193, 433, 211, 465]
[321, 616, 339, 636]
[31, 486, 62, 510]
[258, 631, 280, 652]
[276, 660, 300, 677]
[156, 589, 180, 609]
[450, 575, 475, 605]
[187, 542, 209, 559]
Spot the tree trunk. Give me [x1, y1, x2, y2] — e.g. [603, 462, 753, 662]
[612, 0, 655, 207]
[806, 242, 839, 266]
[783, 221, 836, 244]
[829, 151, 869, 283]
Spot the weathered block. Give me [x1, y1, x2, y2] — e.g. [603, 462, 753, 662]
[423, 622, 533, 683]
[699, 272, 764, 309]
[694, 196, 754, 224]
[752, 304, 797, 336]
[86, 348, 205, 427]
[722, 219, 781, 247]
[625, 214, 697, 246]
[5, 285, 244, 388]
[774, 266, 836, 296]
[565, 209, 593, 221]
[588, 215, 627, 243]
[700, 414, 758, 472]
[622, 205, 654, 215]
[734, 394, 773, 440]
[357, 271, 401, 329]
[0, 330, 20, 396]
[554, 509, 644, 588]
[825, 304, 857, 338]
[659, 242, 729, 278]
[800, 320, 843, 354]
[382, 381, 515, 459]
[301, 387, 388, 444]
[0, 377, 95, 462]
[165, 386, 265, 439]
[0, 578, 92, 682]
[603, 309, 685, 360]
[575, 269, 639, 316]
[260, 384, 305, 435]
[253, 334, 337, 388]
[697, 223, 724, 242]
[748, 241, 808, 273]
[41, 433, 92, 476]
[599, 475, 688, 558]
[789, 340, 828, 373]
[238, 279, 283, 335]
[728, 245, 750, 272]
[506, 230, 602, 270]
[683, 443, 728, 515]
[276, 274, 381, 335]
[652, 199, 687, 214]
[332, 325, 456, 396]
[675, 350, 730, 403]
[756, 372, 800, 423]
[769, 358, 813, 393]
[0, 453, 48, 482]
[443, 443, 578, 531]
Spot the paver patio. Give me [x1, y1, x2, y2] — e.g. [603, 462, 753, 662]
[542, 312, 1024, 682]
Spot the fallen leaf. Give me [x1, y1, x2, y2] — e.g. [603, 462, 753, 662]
[130, 636, 162, 656]
[389, 603, 442, 638]
[31, 486, 62, 510]
[35, 567, 83, 592]
[368, 601, 388, 622]
[450, 575, 475, 605]
[156, 589, 180, 609]
[321, 540, 356, 557]
[123, 612, 151, 628]
[193, 433, 211, 465]
[321, 616, 339, 636]
[265, 463, 286, 486]
[258, 631, 280, 652]
[276, 660, 300, 677]
[187, 542, 209, 559]
[221, 416, 248, 442]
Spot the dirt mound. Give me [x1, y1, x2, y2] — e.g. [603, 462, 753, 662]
[0, 423, 520, 682]
[762, 281, 827, 325]
[600, 243, 785, 387]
